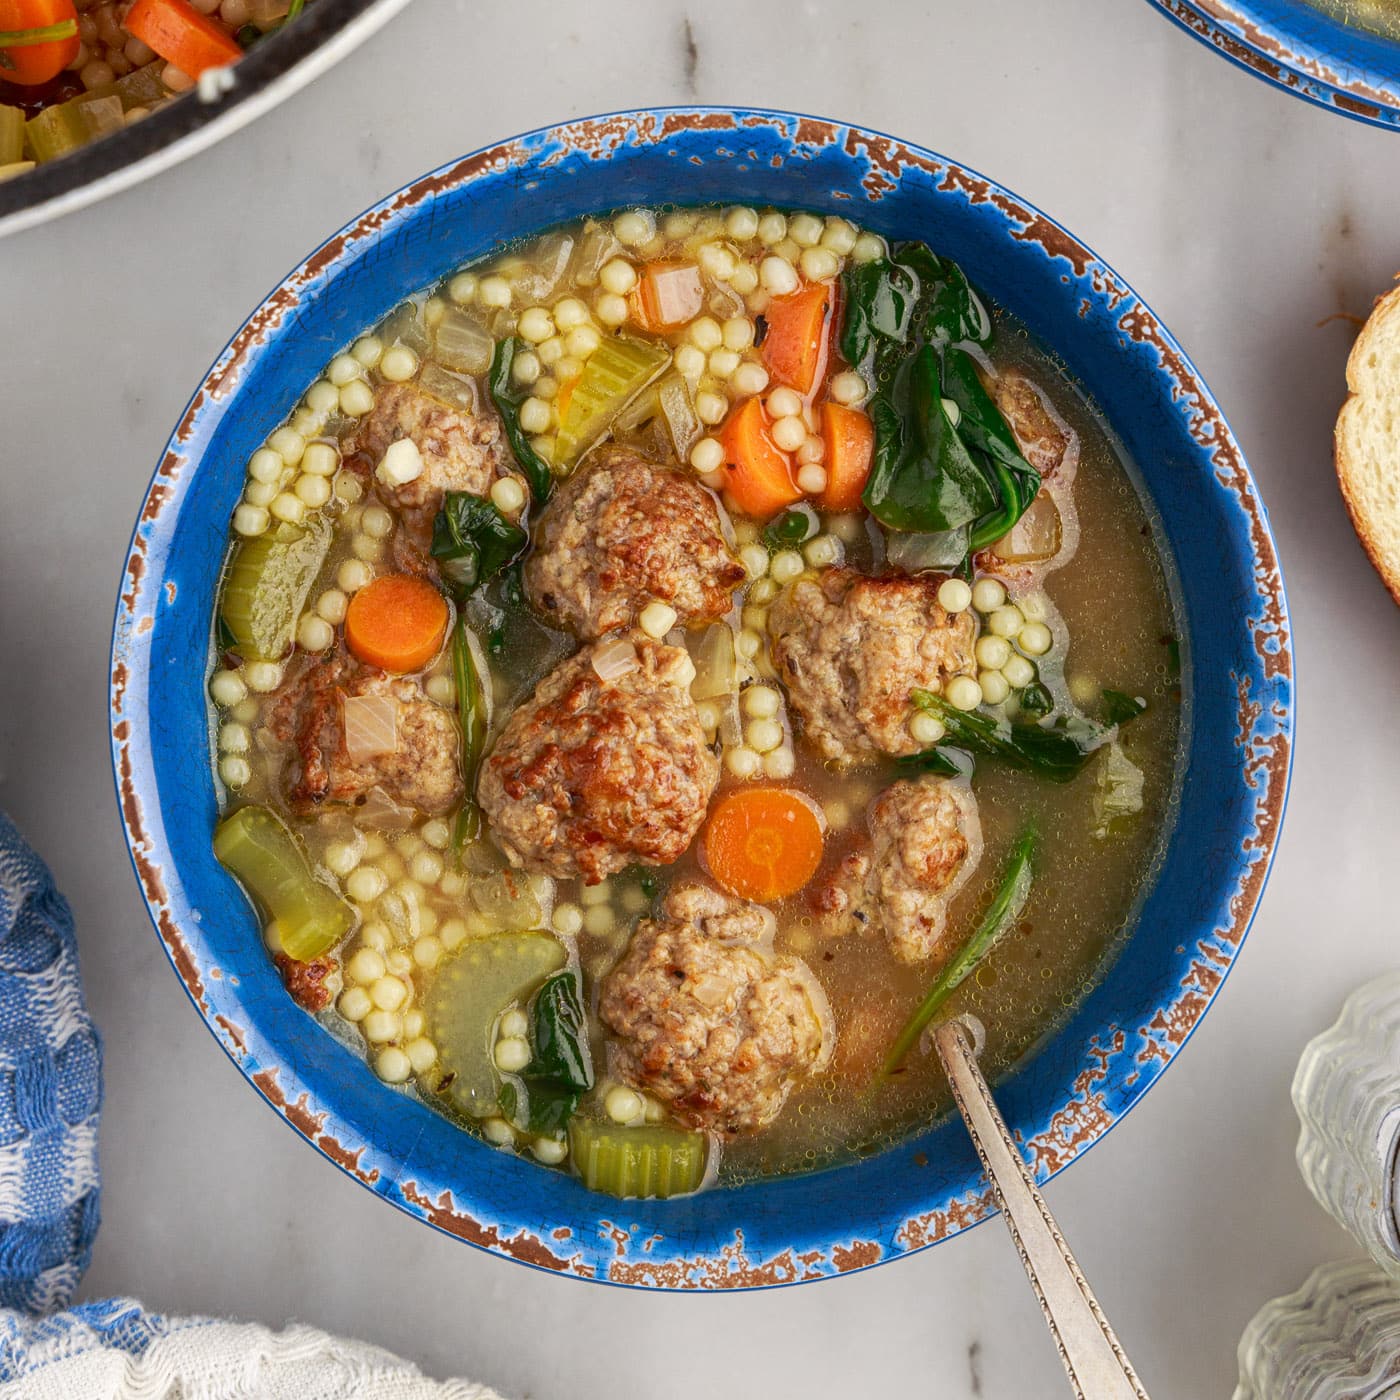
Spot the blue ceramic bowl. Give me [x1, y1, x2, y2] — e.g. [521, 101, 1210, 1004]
[1149, 0, 1400, 129]
[110, 109, 1293, 1288]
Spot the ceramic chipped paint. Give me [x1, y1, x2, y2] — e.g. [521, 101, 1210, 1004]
[1149, 0, 1400, 130]
[108, 108, 1293, 1289]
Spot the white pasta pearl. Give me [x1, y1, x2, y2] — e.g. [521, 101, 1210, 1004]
[739, 543, 770, 579]
[552, 902, 583, 936]
[323, 840, 361, 879]
[747, 718, 784, 753]
[316, 589, 348, 625]
[771, 416, 807, 452]
[761, 747, 795, 779]
[338, 987, 372, 1022]
[532, 1137, 568, 1165]
[448, 272, 478, 304]
[425, 675, 455, 706]
[722, 316, 755, 351]
[971, 578, 1007, 613]
[339, 380, 374, 417]
[481, 1117, 515, 1147]
[980, 671, 1011, 705]
[478, 276, 511, 308]
[248, 447, 284, 484]
[370, 976, 408, 1012]
[413, 935, 443, 970]
[799, 247, 840, 282]
[337, 559, 372, 593]
[767, 387, 803, 419]
[209, 669, 246, 707]
[605, 1085, 642, 1123]
[244, 480, 277, 509]
[674, 345, 707, 381]
[730, 361, 769, 397]
[300, 441, 339, 477]
[512, 350, 541, 386]
[553, 296, 590, 330]
[297, 614, 334, 652]
[690, 436, 725, 473]
[566, 326, 601, 359]
[938, 579, 972, 613]
[742, 685, 780, 719]
[595, 292, 629, 327]
[405, 1037, 438, 1075]
[639, 601, 679, 638]
[353, 336, 383, 369]
[730, 264, 759, 295]
[796, 464, 827, 495]
[347, 947, 385, 984]
[295, 475, 331, 510]
[769, 550, 805, 585]
[1003, 654, 1036, 689]
[695, 391, 728, 426]
[699, 243, 737, 280]
[380, 345, 418, 382]
[909, 710, 947, 746]
[613, 209, 653, 245]
[361, 505, 394, 539]
[804, 535, 841, 568]
[788, 213, 823, 247]
[1018, 621, 1053, 656]
[346, 866, 388, 903]
[689, 317, 723, 352]
[851, 231, 886, 263]
[976, 635, 1012, 670]
[518, 397, 552, 435]
[491, 477, 526, 514]
[218, 756, 250, 789]
[494, 1036, 532, 1074]
[269, 492, 305, 525]
[828, 371, 868, 406]
[725, 746, 761, 779]
[410, 850, 444, 884]
[725, 206, 760, 240]
[243, 660, 283, 693]
[759, 256, 799, 296]
[361, 1005, 401, 1043]
[518, 306, 555, 343]
[946, 676, 984, 711]
[989, 605, 1026, 639]
[821, 218, 858, 254]
[599, 259, 637, 295]
[328, 353, 362, 387]
[268, 427, 306, 465]
[757, 212, 787, 245]
[709, 348, 741, 379]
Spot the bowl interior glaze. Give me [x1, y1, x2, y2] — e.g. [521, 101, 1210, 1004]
[1150, 0, 1400, 129]
[110, 109, 1292, 1289]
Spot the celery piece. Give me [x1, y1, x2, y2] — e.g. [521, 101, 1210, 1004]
[219, 516, 330, 661]
[25, 101, 90, 163]
[568, 1117, 709, 1199]
[552, 336, 670, 470]
[422, 931, 566, 1119]
[213, 805, 354, 962]
[0, 160, 33, 183]
[111, 61, 170, 111]
[0, 107, 23, 165]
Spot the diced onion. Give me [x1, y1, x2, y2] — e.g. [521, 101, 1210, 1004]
[591, 638, 639, 682]
[343, 694, 398, 764]
[433, 308, 495, 375]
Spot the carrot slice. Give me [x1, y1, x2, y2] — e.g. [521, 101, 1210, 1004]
[703, 787, 825, 903]
[344, 574, 449, 674]
[718, 397, 803, 520]
[761, 282, 833, 395]
[124, 0, 241, 77]
[0, 0, 79, 85]
[634, 261, 705, 331]
[817, 402, 875, 512]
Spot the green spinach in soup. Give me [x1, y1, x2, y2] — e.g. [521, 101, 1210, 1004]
[205, 204, 1181, 1198]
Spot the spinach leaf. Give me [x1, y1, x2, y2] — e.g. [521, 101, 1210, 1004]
[488, 337, 554, 504]
[498, 1079, 580, 1138]
[941, 348, 1041, 551]
[841, 255, 923, 369]
[907, 689, 1110, 784]
[877, 825, 1036, 1083]
[431, 493, 527, 600]
[1017, 682, 1054, 718]
[862, 346, 997, 533]
[1101, 689, 1148, 727]
[762, 504, 819, 552]
[528, 971, 593, 1092]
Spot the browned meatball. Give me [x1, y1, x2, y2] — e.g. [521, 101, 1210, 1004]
[351, 380, 526, 575]
[268, 654, 462, 816]
[812, 777, 982, 964]
[599, 881, 833, 1135]
[769, 569, 976, 767]
[477, 638, 718, 884]
[524, 446, 745, 638]
[989, 369, 1074, 478]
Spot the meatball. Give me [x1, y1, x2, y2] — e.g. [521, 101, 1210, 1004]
[812, 777, 982, 964]
[350, 380, 526, 574]
[269, 654, 462, 816]
[989, 369, 1074, 478]
[769, 568, 976, 766]
[524, 446, 745, 638]
[478, 638, 718, 884]
[599, 881, 833, 1135]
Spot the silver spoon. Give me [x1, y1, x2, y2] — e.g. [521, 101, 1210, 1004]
[931, 1016, 1152, 1400]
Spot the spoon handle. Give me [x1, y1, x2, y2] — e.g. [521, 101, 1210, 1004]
[932, 1018, 1151, 1400]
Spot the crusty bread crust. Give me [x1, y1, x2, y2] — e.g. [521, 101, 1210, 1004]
[1336, 280, 1400, 603]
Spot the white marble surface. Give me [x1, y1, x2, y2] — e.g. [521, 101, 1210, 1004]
[1, 0, 1396, 1394]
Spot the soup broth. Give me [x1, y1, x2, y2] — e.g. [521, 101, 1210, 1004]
[206, 204, 1181, 1198]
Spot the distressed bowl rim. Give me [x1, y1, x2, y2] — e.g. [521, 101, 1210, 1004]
[109, 105, 1294, 1289]
[1147, 0, 1400, 129]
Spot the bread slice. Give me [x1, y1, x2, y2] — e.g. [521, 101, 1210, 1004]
[1337, 282, 1400, 602]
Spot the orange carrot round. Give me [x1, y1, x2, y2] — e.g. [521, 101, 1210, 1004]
[344, 574, 449, 674]
[718, 397, 803, 520]
[703, 787, 825, 903]
[0, 0, 79, 85]
[761, 282, 834, 395]
[124, 0, 241, 78]
[817, 402, 875, 512]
